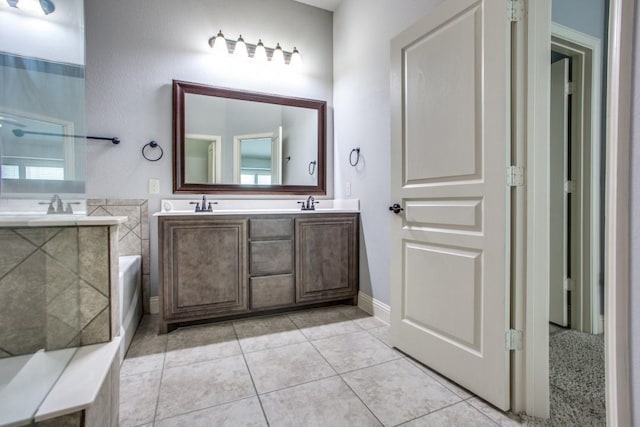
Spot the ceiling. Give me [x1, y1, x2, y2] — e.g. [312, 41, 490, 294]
[293, 0, 342, 12]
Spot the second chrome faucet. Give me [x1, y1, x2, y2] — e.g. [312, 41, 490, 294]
[190, 195, 217, 212]
[298, 195, 319, 211]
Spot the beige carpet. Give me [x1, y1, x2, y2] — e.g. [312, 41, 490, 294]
[522, 326, 605, 426]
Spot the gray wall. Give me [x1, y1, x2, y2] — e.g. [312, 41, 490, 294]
[333, 0, 443, 305]
[630, 2, 640, 423]
[552, 0, 607, 40]
[84, 0, 333, 297]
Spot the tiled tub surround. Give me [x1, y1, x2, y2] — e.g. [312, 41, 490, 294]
[88, 199, 150, 314]
[0, 217, 125, 357]
[120, 306, 522, 427]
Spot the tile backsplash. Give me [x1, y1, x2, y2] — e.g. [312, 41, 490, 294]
[88, 199, 150, 313]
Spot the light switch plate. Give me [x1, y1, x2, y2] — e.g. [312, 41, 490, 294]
[346, 182, 351, 196]
[149, 178, 160, 194]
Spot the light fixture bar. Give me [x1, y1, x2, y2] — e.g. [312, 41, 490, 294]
[208, 32, 300, 65]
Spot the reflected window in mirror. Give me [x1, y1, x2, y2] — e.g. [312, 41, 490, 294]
[173, 80, 326, 195]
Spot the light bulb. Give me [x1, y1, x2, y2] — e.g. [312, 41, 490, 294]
[290, 47, 302, 67]
[210, 30, 228, 56]
[234, 35, 248, 59]
[16, 0, 43, 13]
[254, 39, 268, 63]
[271, 43, 285, 66]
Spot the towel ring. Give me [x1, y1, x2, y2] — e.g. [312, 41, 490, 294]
[308, 160, 317, 175]
[349, 147, 361, 167]
[142, 140, 163, 162]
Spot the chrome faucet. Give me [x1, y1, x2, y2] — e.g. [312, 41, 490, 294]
[190, 195, 218, 212]
[298, 195, 319, 211]
[39, 194, 80, 214]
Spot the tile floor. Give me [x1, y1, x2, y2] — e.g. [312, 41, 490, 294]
[119, 306, 523, 426]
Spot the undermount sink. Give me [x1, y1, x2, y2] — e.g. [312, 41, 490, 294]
[157, 199, 359, 215]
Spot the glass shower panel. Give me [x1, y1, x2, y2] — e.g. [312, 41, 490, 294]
[0, 0, 86, 197]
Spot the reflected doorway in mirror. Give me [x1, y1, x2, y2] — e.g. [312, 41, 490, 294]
[184, 134, 222, 184]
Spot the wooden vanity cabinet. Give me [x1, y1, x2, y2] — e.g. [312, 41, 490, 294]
[249, 217, 295, 310]
[158, 217, 249, 333]
[158, 213, 359, 332]
[295, 215, 359, 303]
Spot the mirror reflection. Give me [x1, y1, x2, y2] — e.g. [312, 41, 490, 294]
[173, 81, 326, 195]
[1, 55, 86, 195]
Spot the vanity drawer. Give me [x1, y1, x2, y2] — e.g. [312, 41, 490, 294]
[250, 240, 293, 276]
[250, 275, 295, 309]
[250, 218, 294, 240]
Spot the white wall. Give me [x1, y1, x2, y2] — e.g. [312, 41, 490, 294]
[84, 0, 333, 296]
[282, 107, 318, 186]
[333, 0, 442, 305]
[0, 1, 85, 65]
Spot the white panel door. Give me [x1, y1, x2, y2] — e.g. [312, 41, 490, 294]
[549, 59, 570, 327]
[390, 0, 511, 410]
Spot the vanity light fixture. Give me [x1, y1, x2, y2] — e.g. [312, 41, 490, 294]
[271, 43, 285, 66]
[5, 0, 55, 14]
[290, 47, 302, 68]
[254, 39, 268, 63]
[207, 31, 301, 66]
[234, 35, 248, 59]
[211, 30, 229, 56]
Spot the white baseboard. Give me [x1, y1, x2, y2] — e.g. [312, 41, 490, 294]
[149, 296, 159, 314]
[357, 291, 390, 324]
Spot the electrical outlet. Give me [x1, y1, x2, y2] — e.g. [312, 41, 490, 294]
[149, 178, 160, 194]
[345, 182, 351, 196]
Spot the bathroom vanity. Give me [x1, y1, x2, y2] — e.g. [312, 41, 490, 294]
[156, 200, 359, 333]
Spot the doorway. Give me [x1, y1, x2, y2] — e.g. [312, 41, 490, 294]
[548, 23, 606, 423]
[518, 0, 633, 423]
[549, 23, 603, 335]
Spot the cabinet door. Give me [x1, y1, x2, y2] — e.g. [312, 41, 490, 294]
[160, 218, 248, 321]
[295, 215, 359, 303]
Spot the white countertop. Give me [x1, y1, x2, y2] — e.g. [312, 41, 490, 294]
[35, 337, 121, 422]
[0, 337, 122, 426]
[0, 215, 127, 227]
[155, 198, 360, 216]
[0, 348, 77, 427]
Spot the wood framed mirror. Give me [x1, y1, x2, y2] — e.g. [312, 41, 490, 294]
[173, 80, 326, 195]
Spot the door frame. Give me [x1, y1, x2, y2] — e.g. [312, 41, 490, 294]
[516, 0, 634, 422]
[185, 133, 222, 184]
[551, 23, 603, 334]
[232, 131, 282, 184]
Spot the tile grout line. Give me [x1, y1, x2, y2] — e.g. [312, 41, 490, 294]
[463, 400, 504, 426]
[152, 396, 264, 425]
[390, 399, 499, 427]
[150, 327, 168, 426]
[304, 334, 386, 426]
[231, 321, 271, 427]
[336, 372, 386, 426]
[404, 355, 476, 401]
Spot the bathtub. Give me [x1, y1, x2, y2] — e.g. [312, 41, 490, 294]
[119, 255, 143, 363]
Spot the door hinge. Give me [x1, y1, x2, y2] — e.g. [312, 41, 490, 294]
[564, 278, 574, 291]
[564, 180, 575, 193]
[566, 81, 576, 95]
[507, 0, 525, 22]
[506, 166, 524, 187]
[505, 329, 523, 351]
